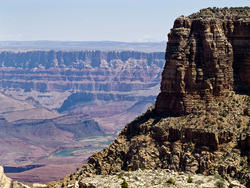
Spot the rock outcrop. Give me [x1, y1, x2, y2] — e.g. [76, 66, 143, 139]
[0, 166, 47, 188]
[48, 7, 250, 188]
[0, 166, 12, 188]
[66, 169, 244, 188]
[155, 7, 250, 115]
[51, 94, 249, 187]
[62, 92, 248, 184]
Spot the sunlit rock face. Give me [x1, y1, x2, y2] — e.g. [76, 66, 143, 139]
[155, 7, 250, 115]
[47, 8, 250, 188]
[0, 50, 164, 93]
[0, 166, 11, 188]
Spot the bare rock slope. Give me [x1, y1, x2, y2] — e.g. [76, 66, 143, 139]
[48, 7, 250, 188]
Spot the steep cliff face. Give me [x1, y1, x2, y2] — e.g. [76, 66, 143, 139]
[155, 7, 250, 115]
[61, 93, 249, 185]
[0, 51, 164, 93]
[0, 50, 165, 124]
[52, 8, 250, 188]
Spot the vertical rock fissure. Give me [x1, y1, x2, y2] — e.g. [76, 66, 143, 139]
[226, 22, 250, 94]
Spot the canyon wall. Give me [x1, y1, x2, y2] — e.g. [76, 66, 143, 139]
[0, 50, 165, 183]
[55, 8, 250, 187]
[0, 51, 164, 93]
[155, 7, 250, 115]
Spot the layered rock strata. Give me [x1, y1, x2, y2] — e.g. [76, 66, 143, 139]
[0, 51, 164, 93]
[52, 91, 249, 187]
[49, 7, 250, 188]
[0, 51, 165, 183]
[155, 7, 250, 115]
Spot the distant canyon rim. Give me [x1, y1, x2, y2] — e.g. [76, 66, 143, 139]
[0, 49, 165, 183]
[49, 7, 250, 188]
[0, 6, 250, 187]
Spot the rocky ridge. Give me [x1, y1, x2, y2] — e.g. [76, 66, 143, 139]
[65, 169, 245, 188]
[47, 7, 250, 188]
[155, 7, 250, 115]
[3, 167, 246, 188]
[54, 91, 249, 187]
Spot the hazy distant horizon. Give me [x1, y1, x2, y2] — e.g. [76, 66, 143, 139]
[0, 40, 166, 52]
[0, 40, 165, 43]
[0, 0, 249, 42]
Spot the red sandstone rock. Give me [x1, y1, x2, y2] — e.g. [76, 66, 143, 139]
[155, 8, 250, 115]
[50, 8, 250, 187]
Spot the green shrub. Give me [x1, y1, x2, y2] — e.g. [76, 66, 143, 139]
[197, 111, 203, 116]
[204, 118, 209, 124]
[237, 122, 241, 128]
[117, 173, 123, 179]
[219, 111, 227, 117]
[187, 176, 193, 183]
[69, 174, 73, 180]
[167, 177, 175, 184]
[240, 160, 244, 166]
[121, 179, 129, 188]
[218, 117, 224, 122]
[218, 125, 223, 130]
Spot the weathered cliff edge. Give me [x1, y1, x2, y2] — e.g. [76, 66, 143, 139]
[49, 7, 249, 187]
[0, 51, 164, 93]
[156, 7, 250, 115]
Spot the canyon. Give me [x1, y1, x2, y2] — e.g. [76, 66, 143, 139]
[0, 7, 249, 188]
[50, 7, 250, 188]
[0, 50, 165, 183]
